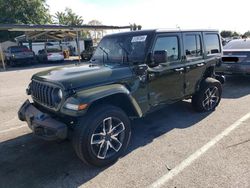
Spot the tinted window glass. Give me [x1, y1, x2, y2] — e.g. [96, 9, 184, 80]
[154, 36, 179, 61]
[92, 34, 148, 64]
[47, 48, 62, 53]
[10, 46, 28, 53]
[204, 34, 221, 54]
[184, 35, 202, 58]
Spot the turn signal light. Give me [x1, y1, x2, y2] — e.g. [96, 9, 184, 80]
[78, 104, 88, 110]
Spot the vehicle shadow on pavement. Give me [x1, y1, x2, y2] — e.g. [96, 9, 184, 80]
[222, 75, 250, 99]
[129, 100, 210, 153]
[0, 101, 210, 188]
[0, 133, 103, 188]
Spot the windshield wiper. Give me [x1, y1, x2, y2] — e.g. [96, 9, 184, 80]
[99, 46, 109, 62]
[118, 43, 130, 63]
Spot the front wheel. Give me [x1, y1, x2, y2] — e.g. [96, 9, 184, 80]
[192, 78, 222, 112]
[72, 105, 131, 167]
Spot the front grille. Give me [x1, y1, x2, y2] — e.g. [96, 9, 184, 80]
[31, 80, 60, 108]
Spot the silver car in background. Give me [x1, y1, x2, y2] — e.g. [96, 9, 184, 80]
[37, 48, 64, 63]
[4, 46, 35, 67]
[216, 39, 250, 75]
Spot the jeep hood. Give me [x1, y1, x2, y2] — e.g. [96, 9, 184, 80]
[33, 63, 133, 90]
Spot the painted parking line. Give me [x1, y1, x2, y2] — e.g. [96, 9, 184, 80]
[149, 112, 250, 188]
[0, 125, 26, 134]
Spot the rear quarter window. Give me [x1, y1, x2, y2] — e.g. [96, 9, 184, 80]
[10, 46, 28, 53]
[204, 33, 221, 55]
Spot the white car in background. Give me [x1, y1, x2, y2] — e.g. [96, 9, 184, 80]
[37, 48, 64, 63]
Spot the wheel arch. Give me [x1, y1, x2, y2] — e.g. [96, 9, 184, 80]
[195, 66, 215, 92]
[88, 93, 142, 118]
[76, 84, 143, 118]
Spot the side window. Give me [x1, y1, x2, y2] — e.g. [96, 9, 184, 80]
[153, 36, 179, 62]
[184, 35, 202, 58]
[204, 34, 221, 54]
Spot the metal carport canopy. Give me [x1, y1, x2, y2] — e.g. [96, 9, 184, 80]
[0, 24, 131, 31]
[0, 24, 131, 70]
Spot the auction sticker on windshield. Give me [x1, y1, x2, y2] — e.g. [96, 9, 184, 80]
[131, 35, 147, 42]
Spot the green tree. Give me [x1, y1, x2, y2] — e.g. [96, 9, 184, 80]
[54, 8, 83, 26]
[220, 30, 240, 38]
[232, 31, 240, 37]
[130, 23, 142, 31]
[244, 31, 250, 37]
[0, 0, 51, 24]
[0, 0, 51, 41]
[220, 30, 233, 38]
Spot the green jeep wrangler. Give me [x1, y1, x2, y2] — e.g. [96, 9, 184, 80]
[18, 29, 224, 167]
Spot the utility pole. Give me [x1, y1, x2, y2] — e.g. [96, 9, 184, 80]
[0, 43, 6, 70]
[76, 30, 81, 64]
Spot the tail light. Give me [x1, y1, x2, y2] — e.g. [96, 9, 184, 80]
[23, 48, 30, 52]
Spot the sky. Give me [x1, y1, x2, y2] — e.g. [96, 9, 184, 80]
[47, 0, 250, 34]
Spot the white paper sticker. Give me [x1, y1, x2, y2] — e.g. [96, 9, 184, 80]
[131, 35, 147, 43]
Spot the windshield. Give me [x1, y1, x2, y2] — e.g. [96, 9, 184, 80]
[91, 34, 148, 64]
[224, 39, 250, 49]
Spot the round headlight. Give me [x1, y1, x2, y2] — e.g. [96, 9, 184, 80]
[58, 89, 63, 99]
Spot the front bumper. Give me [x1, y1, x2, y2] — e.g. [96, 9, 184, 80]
[11, 57, 35, 63]
[18, 100, 67, 140]
[47, 55, 64, 61]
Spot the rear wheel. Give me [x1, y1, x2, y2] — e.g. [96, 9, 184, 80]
[72, 105, 131, 167]
[192, 78, 222, 112]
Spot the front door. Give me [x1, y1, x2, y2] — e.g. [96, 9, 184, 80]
[148, 33, 185, 106]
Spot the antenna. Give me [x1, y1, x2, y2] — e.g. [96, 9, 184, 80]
[176, 25, 181, 32]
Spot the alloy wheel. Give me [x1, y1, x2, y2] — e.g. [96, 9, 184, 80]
[90, 117, 126, 159]
[202, 86, 220, 111]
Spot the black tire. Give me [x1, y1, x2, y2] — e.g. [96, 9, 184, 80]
[72, 105, 131, 167]
[192, 77, 222, 112]
[9, 60, 15, 67]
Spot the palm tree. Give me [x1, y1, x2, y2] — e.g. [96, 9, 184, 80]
[54, 8, 83, 26]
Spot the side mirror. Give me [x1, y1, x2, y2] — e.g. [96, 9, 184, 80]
[154, 50, 168, 65]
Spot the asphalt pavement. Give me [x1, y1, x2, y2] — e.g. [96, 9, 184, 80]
[0, 65, 249, 188]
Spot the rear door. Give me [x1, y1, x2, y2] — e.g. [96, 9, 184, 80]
[182, 32, 206, 95]
[148, 33, 185, 106]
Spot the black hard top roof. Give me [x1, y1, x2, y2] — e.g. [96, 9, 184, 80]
[105, 29, 219, 37]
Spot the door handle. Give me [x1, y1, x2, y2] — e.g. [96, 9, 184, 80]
[197, 63, 205, 67]
[175, 68, 184, 72]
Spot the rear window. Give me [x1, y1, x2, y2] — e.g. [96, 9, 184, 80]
[9, 46, 29, 53]
[47, 48, 61, 53]
[204, 34, 221, 54]
[224, 40, 250, 49]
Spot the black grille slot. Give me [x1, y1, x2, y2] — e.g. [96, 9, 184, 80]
[31, 80, 60, 108]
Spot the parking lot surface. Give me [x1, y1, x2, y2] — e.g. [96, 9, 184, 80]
[0, 64, 250, 188]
